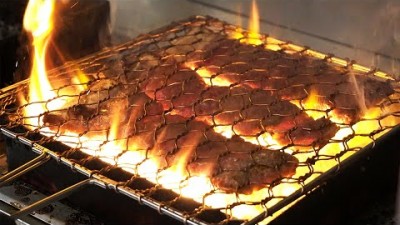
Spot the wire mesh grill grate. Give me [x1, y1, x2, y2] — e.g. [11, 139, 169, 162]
[0, 16, 399, 224]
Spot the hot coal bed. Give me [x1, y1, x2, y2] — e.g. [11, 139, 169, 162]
[0, 16, 399, 225]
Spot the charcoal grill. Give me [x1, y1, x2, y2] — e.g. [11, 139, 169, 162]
[0, 16, 399, 225]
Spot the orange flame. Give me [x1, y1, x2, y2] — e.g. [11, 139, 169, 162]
[247, 0, 262, 45]
[19, 1, 400, 222]
[21, 0, 90, 128]
[229, 0, 263, 45]
[22, 0, 58, 127]
[301, 88, 330, 120]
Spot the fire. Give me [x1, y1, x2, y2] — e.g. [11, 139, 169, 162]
[22, 0, 58, 127]
[71, 68, 90, 92]
[229, 0, 262, 45]
[21, 0, 90, 129]
[300, 88, 330, 120]
[18, 2, 400, 223]
[247, 0, 262, 45]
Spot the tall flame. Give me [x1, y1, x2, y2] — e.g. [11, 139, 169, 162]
[229, 0, 262, 45]
[22, 0, 58, 127]
[246, 0, 262, 45]
[22, 0, 89, 128]
[248, 0, 260, 38]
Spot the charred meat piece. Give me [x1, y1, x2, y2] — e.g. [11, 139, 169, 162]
[332, 75, 394, 124]
[212, 148, 298, 193]
[191, 36, 394, 125]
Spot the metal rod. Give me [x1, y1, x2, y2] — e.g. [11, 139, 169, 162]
[0, 153, 48, 182]
[10, 179, 92, 219]
[0, 153, 50, 187]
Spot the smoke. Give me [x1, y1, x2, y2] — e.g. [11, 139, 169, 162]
[108, 0, 118, 39]
[348, 72, 367, 116]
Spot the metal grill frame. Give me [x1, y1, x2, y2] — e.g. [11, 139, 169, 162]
[0, 15, 399, 225]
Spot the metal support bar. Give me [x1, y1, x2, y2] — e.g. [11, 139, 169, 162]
[0, 153, 50, 188]
[10, 179, 92, 220]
